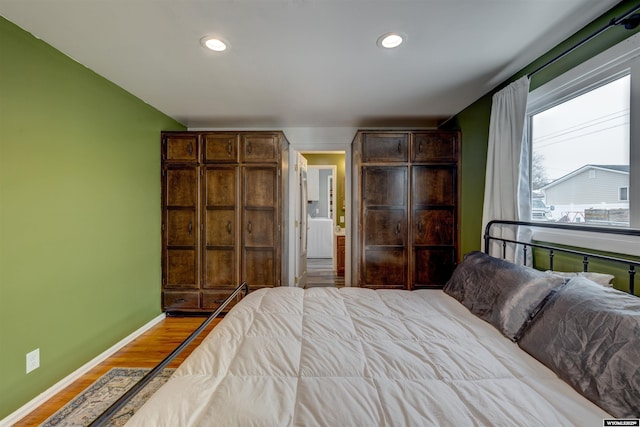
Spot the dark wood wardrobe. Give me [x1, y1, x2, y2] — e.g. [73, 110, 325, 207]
[352, 130, 461, 290]
[161, 131, 288, 312]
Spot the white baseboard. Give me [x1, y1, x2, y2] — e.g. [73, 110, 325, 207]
[0, 313, 166, 427]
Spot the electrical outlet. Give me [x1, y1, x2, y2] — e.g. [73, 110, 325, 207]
[26, 348, 40, 373]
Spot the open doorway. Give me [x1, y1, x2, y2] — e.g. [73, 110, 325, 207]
[292, 151, 346, 288]
[306, 164, 337, 285]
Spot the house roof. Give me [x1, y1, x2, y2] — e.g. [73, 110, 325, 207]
[541, 164, 629, 190]
[591, 165, 630, 173]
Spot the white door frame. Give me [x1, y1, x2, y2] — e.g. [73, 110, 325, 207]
[287, 144, 352, 286]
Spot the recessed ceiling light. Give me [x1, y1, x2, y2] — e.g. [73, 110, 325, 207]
[377, 32, 405, 49]
[201, 36, 229, 52]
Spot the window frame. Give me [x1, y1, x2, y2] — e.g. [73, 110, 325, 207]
[619, 186, 629, 201]
[525, 32, 640, 255]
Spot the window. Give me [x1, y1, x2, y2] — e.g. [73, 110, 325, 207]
[620, 186, 629, 201]
[527, 33, 639, 231]
[530, 75, 630, 226]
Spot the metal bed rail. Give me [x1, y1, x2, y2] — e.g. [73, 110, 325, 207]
[483, 220, 640, 295]
[89, 281, 250, 427]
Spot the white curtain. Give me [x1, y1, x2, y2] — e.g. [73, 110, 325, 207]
[481, 76, 531, 263]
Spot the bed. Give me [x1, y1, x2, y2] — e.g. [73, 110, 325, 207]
[93, 221, 640, 426]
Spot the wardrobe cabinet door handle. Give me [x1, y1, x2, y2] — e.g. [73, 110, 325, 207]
[187, 142, 193, 156]
[227, 221, 232, 234]
[227, 141, 232, 156]
[418, 141, 423, 153]
[188, 221, 193, 235]
[418, 222, 423, 233]
[247, 142, 253, 154]
[397, 141, 401, 153]
[248, 221, 252, 233]
[396, 222, 401, 235]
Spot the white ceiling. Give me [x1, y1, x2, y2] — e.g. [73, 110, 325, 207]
[0, 0, 623, 129]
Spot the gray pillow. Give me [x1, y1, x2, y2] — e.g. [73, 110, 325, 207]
[443, 251, 565, 341]
[518, 276, 640, 418]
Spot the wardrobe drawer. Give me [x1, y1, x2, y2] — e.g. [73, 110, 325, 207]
[203, 133, 239, 163]
[361, 133, 408, 163]
[163, 291, 200, 310]
[163, 134, 199, 163]
[412, 132, 458, 162]
[202, 290, 242, 311]
[242, 134, 279, 162]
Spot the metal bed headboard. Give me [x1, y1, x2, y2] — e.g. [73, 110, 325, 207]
[484, 220, 640, 295]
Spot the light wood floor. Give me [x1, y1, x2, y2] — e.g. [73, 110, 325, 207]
[305, 258, 345, 288]
[14, 316, 220, 427]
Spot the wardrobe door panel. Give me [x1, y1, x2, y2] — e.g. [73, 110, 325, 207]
[166, 250, 198, 288]
[162, 165, 199, 296]
[244, 209, 275, 247]
[203, 166, 239, 293]
[413, 166, 456, 206]
[413, 209, 455, 245]
[243, 248, 276, 288]
[244, 167, 277, 207]
[205, 210, 235, 246]
[360, 165, 408, 289]
[204, 248, 236, 288]
[364, 209, 406, 246]
[241, 161, 279, 289]
[204, 167, 237, 207]
[413, 248, 456, 288]
[362, 167, 407, 206]
[167, 210, 197, 246]
[167, 168, 198, 206]
[362, 248, 405, 288]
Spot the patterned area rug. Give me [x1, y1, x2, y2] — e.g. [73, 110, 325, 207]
[42, 367, 174, 426]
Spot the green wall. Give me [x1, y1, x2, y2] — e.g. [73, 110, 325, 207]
[303, 153, 346, 227]
[447, 0, 640, 257]
[532, 248, 640, 295]
[0, 17, 185, 418]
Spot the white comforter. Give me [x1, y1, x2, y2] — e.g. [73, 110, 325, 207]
[127, 287, 609, 426]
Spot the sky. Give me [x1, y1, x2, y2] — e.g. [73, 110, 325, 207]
[531, 74, 630, 182]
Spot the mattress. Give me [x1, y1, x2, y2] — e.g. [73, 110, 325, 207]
[127, 287, 610, 426]
[307, 217, 333, 258]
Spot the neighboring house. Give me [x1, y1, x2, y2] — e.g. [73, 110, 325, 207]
[540, 165, 629, 223]
[542, 165, 629, 204]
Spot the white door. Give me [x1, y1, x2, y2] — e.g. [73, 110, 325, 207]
[294, 153, 308, 287]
